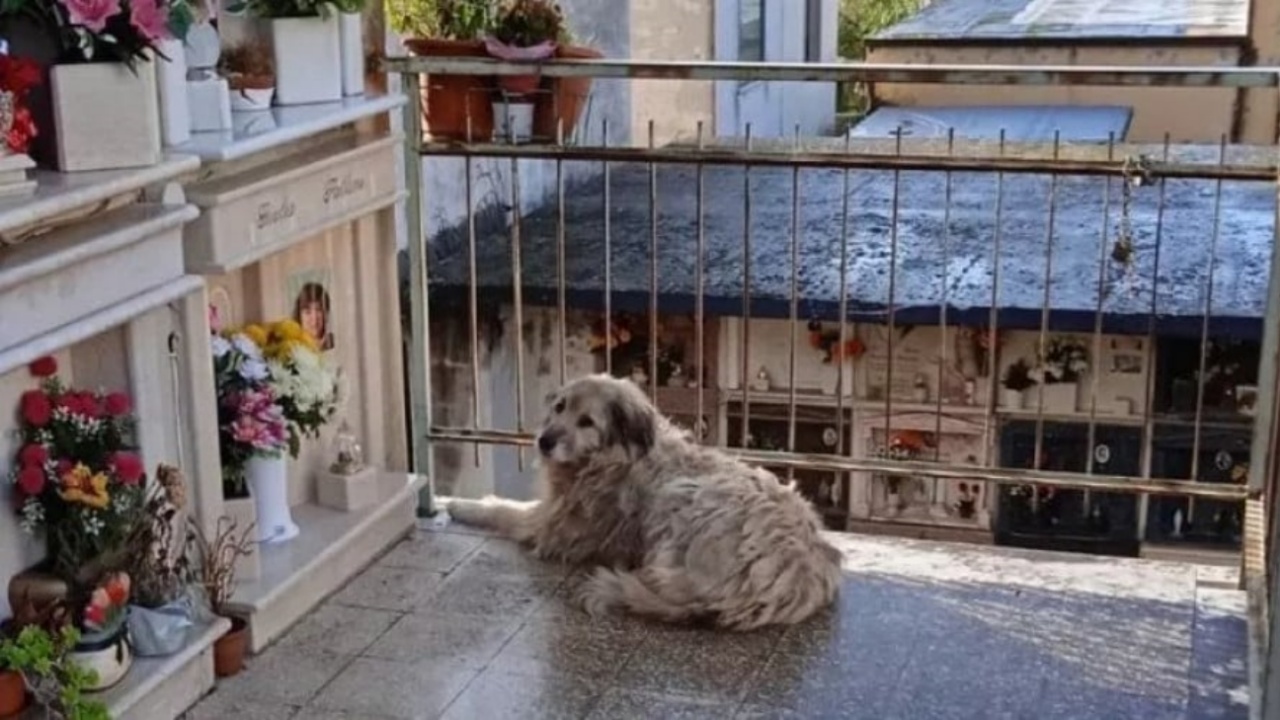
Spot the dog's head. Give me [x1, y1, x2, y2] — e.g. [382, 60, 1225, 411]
[536, 374, 657, 466]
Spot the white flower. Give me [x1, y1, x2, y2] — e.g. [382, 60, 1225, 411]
[239, 358, 269, 382]
[231, 334, 263, 359]
[211, 336, 232, 359]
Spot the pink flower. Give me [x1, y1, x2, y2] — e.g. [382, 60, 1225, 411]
[58, 0, 122, 32]
[128, 0, 170, 43]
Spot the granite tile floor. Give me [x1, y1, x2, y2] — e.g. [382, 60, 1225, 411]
[183, 521, 1250, 720]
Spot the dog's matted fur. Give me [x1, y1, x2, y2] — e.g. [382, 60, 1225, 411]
[444, 374, 843, 631]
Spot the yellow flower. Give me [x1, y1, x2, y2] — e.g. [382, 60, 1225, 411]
[57, 465, 110, 509]
[242, 324, 269, 348]
[275, 320, 307, 341]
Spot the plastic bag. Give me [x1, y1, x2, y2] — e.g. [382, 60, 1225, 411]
[127, 597, 195, 657]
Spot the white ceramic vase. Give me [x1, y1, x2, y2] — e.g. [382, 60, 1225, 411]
[154, 38, 190, 145]
[246, 454, 299, 543]
[271, 16, 342, 105]
[1001, 388, 1023, 409]
[68, 625, 133, 691]
[339, 12, 365, 96]
[50, 61, 161, 171]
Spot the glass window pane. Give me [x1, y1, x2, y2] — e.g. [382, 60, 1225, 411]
[739, 0, 764, 62]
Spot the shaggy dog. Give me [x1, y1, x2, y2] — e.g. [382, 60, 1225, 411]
[443, 374, 843, 631]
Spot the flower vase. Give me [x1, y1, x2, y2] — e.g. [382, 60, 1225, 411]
[1001, 388, 1023, 409]
[50, 60, 162, 171]
[154, 38, 191, 146]
[338, 12, 365, 96]
[246, 454, 299, 543]
[271, 16, 342, 105]
[1041, 382, 1079, 413]
[68, 623, 132, 691]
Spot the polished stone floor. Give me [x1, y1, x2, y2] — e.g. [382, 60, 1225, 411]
[183, 521, 1250, 720]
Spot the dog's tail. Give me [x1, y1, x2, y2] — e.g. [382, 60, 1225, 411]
[579, 542, 842, 631]
[578, 566, 708, 624]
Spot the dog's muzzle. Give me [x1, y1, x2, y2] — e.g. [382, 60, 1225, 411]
[537, 433, 556, 456]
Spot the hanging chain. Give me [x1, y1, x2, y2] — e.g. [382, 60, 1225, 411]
[1112, 154, 1152, 268]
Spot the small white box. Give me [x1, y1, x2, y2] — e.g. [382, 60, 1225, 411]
[187, 77, 233, 132]
[50, 61, 161, 171]
[317, 466, 380, 512]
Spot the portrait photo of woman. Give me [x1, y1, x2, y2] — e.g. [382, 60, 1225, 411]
[293, 280, 335, 351]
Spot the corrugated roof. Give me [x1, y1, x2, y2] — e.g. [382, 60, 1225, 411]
[873, 0, 1249, 42]
[850, 105, 1133, 143]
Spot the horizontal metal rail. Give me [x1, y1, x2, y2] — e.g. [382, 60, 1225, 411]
[383, 56, 1280, 88]
[418, 141, 1275, 181]
[429, 427, 1255, 502]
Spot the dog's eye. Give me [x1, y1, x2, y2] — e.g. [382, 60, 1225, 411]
[553, 399, 565, 414]
[577, 415, 594, 429]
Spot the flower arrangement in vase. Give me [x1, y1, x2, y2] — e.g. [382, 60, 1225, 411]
[1001, 358, 1036, 408]
[212, 329, 292, 543]
[0, 53, 41, 196]
[4, 0, 195, 170]
[226, 0, 343, 105]
[246, 319, 341, 458]
[486, 0, 566, 142]
[397, 0, 499, 141]
[1031, 336, 1089, 412]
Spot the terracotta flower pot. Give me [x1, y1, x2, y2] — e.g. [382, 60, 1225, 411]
[403, 38, 495, 142]
[0, 670, 25, 717]
[213, 616, 249, 678]
[533, 45, 603, 142]
[484, 38, 555, 97]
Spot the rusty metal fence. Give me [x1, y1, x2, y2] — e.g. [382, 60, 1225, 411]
[383, 56, 1280, 717]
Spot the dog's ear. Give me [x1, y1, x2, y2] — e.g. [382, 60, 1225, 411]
[607, 396, 656, 458]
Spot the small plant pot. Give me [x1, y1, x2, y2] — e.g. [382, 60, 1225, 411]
[0, 670, 25, 717]
[68, 623, 132, 691]
[492, 100, 534, 143]
[213, 616, 249, 678]
[533, 45, 603, 141]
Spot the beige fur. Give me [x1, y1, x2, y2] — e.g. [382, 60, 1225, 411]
[444, 374, 842, 631]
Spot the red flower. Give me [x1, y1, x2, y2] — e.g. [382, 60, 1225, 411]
[104, 392, 131, 417]
[0, 56, 41, 97]
[55, 459, 72, 476]
[19, 443, 47, 468]
[110, 452, 144, 486]
[28, 356, 57, 378]
[20, 390, 51, 427]
[83, 603, 105, 628]
[16, 466, 45, 496]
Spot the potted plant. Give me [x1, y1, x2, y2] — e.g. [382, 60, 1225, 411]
[1033, 336, 1089, 412]
[334, 0, 366, 96]
[220, 40, 276, 112]
[531, 29, 602, 142]
[3, 0, 194, 170]
[187, 516, 254, 678]
[212, 328, 291, 544]
[0, 633, 26, 717]
[398, 0, 497, 141]
[226, 0, 342, 105]
[1002, 358, 1035, 408]
[124, 465, 197, 658]
[486, 0, 563, 142]
[6, 356, 146, 689]
[68, 572, 132, 691]
[0, 626, 108, 719]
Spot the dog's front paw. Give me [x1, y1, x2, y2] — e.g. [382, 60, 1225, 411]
[441, 495, 494, 526]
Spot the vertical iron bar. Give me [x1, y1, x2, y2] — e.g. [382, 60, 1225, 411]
[695, 121, 707, 444]
[556, 120, 567, 387]
[466, 154, 482, 467]
[1084, 135, 1116, 521]
[740, 125, 754, 447]
[1190, 137, 1229, 503]
[401, 73, 435, 514]
[649, 120, 659, 400]
[1138, 136, 1172, 539]
[983, 130, 1007, 468]
[884, 128, 903, 454]
[836, 132, 852, 511]
[510, 156, 526, 471]
[604, 119, 613, 376]
[787, 125, 802, 483]
[1033, 132, 1063, 475]
[932, 129, 955, 509]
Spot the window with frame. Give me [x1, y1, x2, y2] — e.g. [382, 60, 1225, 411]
[738, 0, 764, 62]
[804, 0, 822, 62]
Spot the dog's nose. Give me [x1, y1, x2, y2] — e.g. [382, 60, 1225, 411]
[537, 434, 555, 455]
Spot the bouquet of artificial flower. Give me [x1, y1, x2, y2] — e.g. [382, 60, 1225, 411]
[7, 356, 146, 583]
[82, 571, 129, 636]
[3, 0, 196, 68]
[0, 55, 41, 154]
[1035, 336, 1089, 385]
[242, 319, 340, 458]
[212, 330, 289, 496]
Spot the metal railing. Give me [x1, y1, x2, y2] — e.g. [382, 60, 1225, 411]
[386, 55, 1280, 717]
